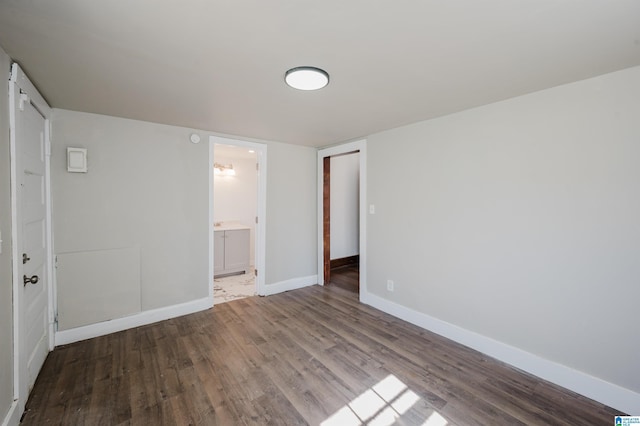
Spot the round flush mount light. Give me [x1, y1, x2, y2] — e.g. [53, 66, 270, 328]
[285, 66, 329, 91]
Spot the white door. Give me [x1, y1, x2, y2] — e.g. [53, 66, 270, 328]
[19, 100, 48, 390]
[10, 64, 52, 412]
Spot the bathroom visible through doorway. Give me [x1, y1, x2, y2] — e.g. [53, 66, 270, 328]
[211, 138, 266, 303]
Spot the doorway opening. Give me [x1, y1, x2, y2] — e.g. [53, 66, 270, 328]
[210, 136, 266, 304]
[324, 152, 360, 293]
[318, 140, 367, 300]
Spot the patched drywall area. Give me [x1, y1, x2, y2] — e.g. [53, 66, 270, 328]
[56, 247, 141, 329]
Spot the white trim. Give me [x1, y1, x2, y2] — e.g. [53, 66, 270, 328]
[263, 275, 318, 296]
[358, 143, 367, 303]
[317, 140, 367, 301]
[209, 136, 267, 296]
[54, 296, 213, 346]
[361, 290, 640, 415]
[45, 119, 55, 351]
[208, 141, 214, 301]
[1, 400, 19, 426]
[10, 64, 51, 117]
[9, 59, 21, 416]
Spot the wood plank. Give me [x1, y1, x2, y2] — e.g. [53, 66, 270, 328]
[21, 280, 623, 425]
[328, 263, 359, 293]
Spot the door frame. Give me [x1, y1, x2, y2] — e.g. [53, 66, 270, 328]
[209, 136, 267, 296]
[9, 63, 54, 415]
[317, 139, 367, 300]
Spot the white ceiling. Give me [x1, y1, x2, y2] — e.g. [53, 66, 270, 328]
[1, 1, 639, 147]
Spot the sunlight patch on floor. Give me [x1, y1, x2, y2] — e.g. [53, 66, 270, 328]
[423, 411, 448, 426]
[321, 374, 448, 426]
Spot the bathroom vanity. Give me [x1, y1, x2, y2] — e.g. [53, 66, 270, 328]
[214, 222, 250, 277]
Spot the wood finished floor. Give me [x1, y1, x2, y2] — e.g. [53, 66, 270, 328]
[328, 263, 359, 294]
[23, 282, 620, 425]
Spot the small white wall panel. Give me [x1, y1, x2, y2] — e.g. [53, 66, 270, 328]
[57, 247, 141, 330]
[67, 147, 87, 172]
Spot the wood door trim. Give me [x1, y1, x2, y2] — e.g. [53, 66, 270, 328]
[318, 141, 365, 291]
[323, 156, 330, 283]
[330, 255, 359, 270]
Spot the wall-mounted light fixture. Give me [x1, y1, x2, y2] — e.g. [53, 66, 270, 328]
[214, 162, 236, 176]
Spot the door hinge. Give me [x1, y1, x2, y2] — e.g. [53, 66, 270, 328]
[255, 269, 258, 276]
[255, 216, 258, 224]
[19, 91, 29, 111]
[48, 121, 53, 153]
[45, 135, 51, 157]
[256, 162, 259, 171]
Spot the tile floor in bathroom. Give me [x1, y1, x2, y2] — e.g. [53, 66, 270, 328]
[213, 270, 256, 304]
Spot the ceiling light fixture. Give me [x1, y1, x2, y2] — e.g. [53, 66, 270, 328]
[285, 66, 329, 91]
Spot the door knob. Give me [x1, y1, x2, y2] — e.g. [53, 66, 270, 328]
[23, 275, 39, 286]
[22, 253, 30, 264]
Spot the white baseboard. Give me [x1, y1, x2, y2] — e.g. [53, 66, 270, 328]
[55, 273, 317, 346]
[263, 275, 317, 296]
[361, 290, 639, 415]
[1, 400, 19, 426]
[55, 296, 213, 346]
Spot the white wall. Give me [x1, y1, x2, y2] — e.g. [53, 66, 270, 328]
[51, 109, 318, 331]
[367, 66, 640, 406]
[265, 142, 317, 285]
[51, 110, 210, 323]
[330, 153, 359, 260]
[0, 44, 15, 425]
[213, 154, 257, 266]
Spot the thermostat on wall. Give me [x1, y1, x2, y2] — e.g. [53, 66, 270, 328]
[67, 147, 88, 173]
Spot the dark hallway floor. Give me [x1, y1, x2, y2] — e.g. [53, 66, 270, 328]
[328, 263, 359, 294]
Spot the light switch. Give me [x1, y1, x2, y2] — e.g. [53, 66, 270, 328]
[67, 147, 87, 173]
[369, 204, 375, 214]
